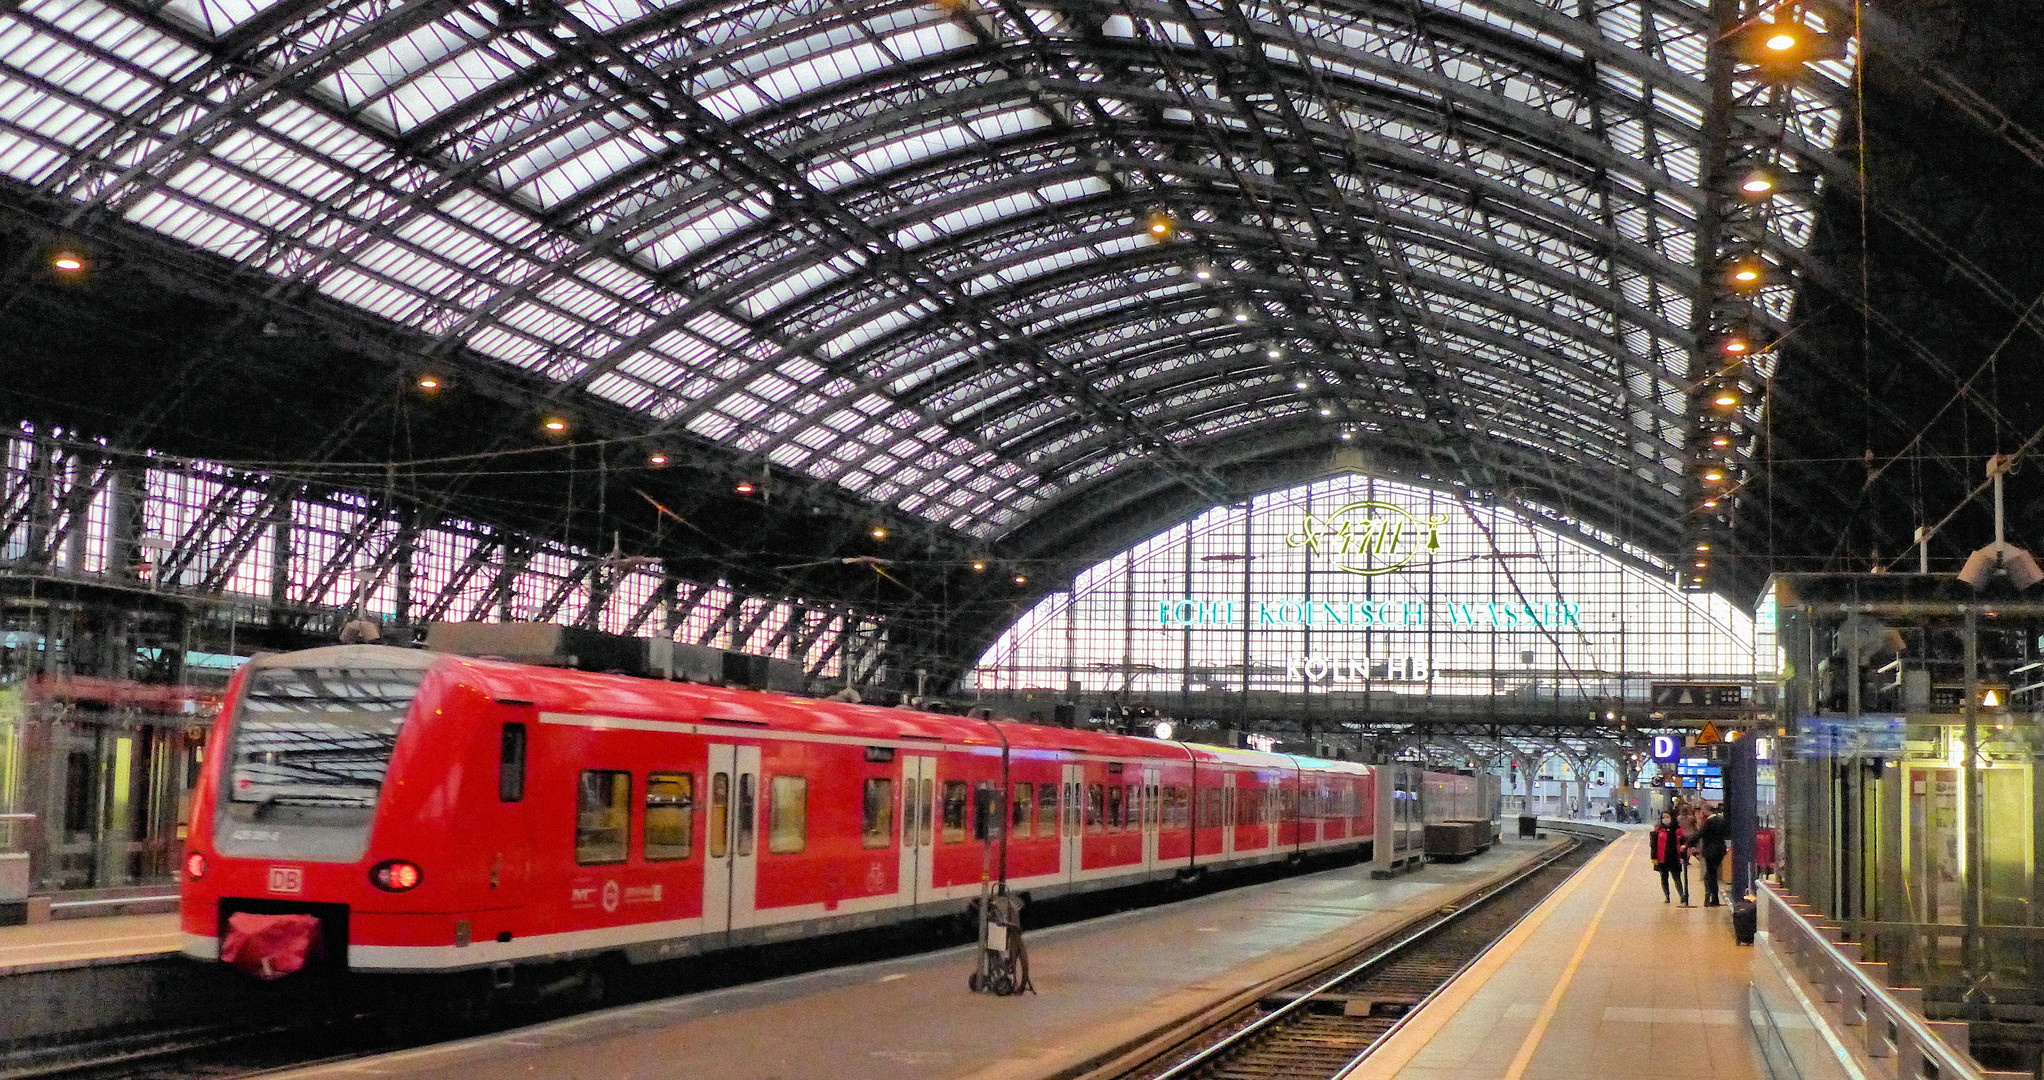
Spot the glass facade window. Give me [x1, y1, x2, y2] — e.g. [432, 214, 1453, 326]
[965, 474, 1756, 701]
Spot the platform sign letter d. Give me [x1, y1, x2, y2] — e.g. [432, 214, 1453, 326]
[1651, 734, 1679, 762]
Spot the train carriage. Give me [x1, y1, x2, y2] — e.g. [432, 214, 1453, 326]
[181, 642, 1480, 977]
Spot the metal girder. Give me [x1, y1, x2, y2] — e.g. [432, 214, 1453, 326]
[531, 557, 598, 624]
[466, 541, 535, 623]
[198, 481, 296, 594]
[420, 533, 505, 623]
[621, 575, 679, 636]
[0, 0, 1848, 580]
[298, 504, 391, 614]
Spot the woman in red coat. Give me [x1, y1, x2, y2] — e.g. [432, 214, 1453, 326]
[1651, 811, 1691, 906]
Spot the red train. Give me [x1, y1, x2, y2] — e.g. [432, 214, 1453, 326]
[179, 643, 1488, 976]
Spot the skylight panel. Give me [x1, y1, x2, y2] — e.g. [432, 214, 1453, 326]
[48, 2, 200, 80]
[123, 190, 260, 256]
[323, 17, 479, 118]
[157, 0, 283, 37]
[687, 411, 739, 440]
[509, 127, 658, 207]
[321, 266, 423, 322]
[637, 197, 768, 267]
[587, 372, 658, 409]
[467, 324, 550, 370]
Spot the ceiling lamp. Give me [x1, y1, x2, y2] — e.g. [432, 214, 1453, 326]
[1704, 470, 1724, 482]
[416, 375, 441, 391]
[1764, 30, 1798, 51]
[1267, 347, 1283, 358]
[1145, 210, 1177, 239]
[542, 417, 568, 434]
[1295, 379, 1310, 389]
[1233, 310, 1251, 323]
[1722, 337, 1749, 354]
[1013, 574, 1028, 585]
[1193, 264, 1214, 281]
[870, 527, 887, 541]
[971, 560, 986, 572]
[50, 251, 85, 273]
[1741, 174, 1776, 195]
[735, 480, 756, 495]
[1713, 392, 1740, 407]
[1318, 406, 1332, 417]
[1696, 542, 1711, 551]
[1711, 434, 1731, 447]
[647, 452, 669, 466]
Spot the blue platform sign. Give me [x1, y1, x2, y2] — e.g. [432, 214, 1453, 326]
[1651, 734, 1681, 762]
[1796, 715, 1906, 758]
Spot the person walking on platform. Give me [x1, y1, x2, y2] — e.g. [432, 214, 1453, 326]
[1698, 803, 1730, 907]
[1651, 812, 1691, 905]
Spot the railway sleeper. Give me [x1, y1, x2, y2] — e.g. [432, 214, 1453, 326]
[1257, 990, 1424, 1017]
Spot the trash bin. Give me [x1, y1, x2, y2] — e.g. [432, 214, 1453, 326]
[1732, 899, 1757, 946]
[1517, 814, 1539, 839]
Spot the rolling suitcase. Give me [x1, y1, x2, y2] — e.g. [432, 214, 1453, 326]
[1732, 899, 1757, 945]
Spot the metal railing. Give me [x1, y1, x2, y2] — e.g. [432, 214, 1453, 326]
[1758, 883, 1986, 1080]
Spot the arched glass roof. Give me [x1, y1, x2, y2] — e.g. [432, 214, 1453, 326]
[0, 0, 1849, 546]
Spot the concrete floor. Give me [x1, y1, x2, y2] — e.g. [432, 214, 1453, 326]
[1348, 828, 1763, 1080]
[263, 839, 1559, 1080]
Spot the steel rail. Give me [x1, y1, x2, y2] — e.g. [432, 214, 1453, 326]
[1145, 824, 1605, 1080]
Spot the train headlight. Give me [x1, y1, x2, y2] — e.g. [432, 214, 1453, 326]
[184, 852, 207, 881]
[370, 859, 423, 892]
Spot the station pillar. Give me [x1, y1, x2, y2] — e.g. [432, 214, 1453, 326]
[1725, 733, 1756, 901]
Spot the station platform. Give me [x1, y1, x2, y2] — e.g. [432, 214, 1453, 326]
[0, 912, 180, 976]
[256, 836, 1564, 1080]
[1346, 826, 1762, 1080]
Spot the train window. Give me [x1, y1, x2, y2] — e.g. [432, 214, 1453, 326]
[1086, 783, 1104, 833]
[1128, 784, 1141, 826]
[710, 772, 730, 858]
[1010, 783, 1033, 839]
[919, 778, 934, 846]
[768, 775, 807, 854]
[1106, 785, 1122, 831]
[862, 778, 893, 849]
[498, 723, 526, 802]
[736, 773, 756, 856]
[575, 770, 631, 865]
[940, 780, 968, 843]
[645, 772, 694, 861]
[1036, 784, 1057, 837]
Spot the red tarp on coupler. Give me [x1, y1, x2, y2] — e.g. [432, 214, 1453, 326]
[221, 912, 325, 980]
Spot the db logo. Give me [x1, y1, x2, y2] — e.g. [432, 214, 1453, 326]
[601, 880, 620, 913]
[267, 866, 304, 894]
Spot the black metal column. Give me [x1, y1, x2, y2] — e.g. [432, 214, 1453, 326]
[1728, 732, 1757, 901]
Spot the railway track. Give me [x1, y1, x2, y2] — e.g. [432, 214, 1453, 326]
[1112, 825, 1611, 1080]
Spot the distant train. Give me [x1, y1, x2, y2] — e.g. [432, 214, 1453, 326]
[180, 644, 1494, 976]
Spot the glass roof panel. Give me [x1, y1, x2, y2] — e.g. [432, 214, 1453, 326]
[0, 0, 1848, 545]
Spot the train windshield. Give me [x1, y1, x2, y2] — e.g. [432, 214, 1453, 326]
[229, 667, 426, 809]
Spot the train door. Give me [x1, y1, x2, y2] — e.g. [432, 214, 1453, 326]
[1141, 767, 1160, 871]
[703, 744, 763, 936]
[1060, 763, 1083, 881]
[1221, 772, 1237, 858]
[898, 755, 936, 908]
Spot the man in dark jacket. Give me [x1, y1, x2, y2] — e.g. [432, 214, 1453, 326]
[1698, 804, 1730, 907]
